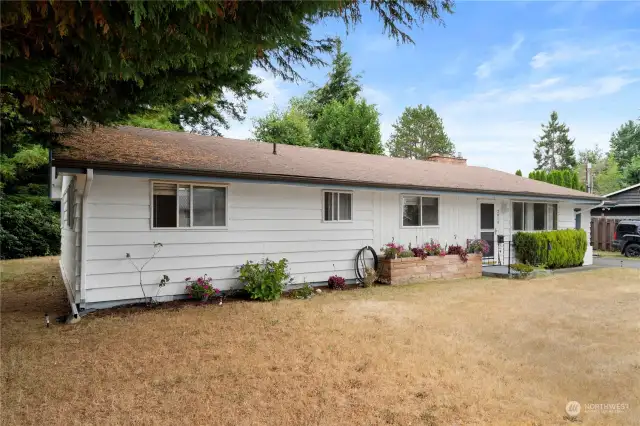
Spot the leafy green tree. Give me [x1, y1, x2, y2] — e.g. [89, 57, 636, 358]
[533, 111, 577, 171]
[515, 170, 522, 176]
[577, 144, 605, 166]
[609, 119, 640, 169]
[252, 107, 313, 147]
[386, 105, 455, 159]
[312, 98, 383, 154]
[120, 108, 184, 133]
[623, 156, 640, 186]
[594, 155, 625, 195]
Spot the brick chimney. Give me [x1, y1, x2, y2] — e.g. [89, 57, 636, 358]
[426, 153, 467, 165]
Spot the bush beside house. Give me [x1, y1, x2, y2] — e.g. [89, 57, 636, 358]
[514, 229, 587, 269]
[0, 195, 60, 259]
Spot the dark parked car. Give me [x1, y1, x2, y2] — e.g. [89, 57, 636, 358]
[613, 220, 640, 257]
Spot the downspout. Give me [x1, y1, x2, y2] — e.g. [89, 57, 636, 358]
[80, 168, 94, 309]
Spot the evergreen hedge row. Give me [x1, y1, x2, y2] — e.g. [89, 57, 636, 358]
[513, 229, 587, 269]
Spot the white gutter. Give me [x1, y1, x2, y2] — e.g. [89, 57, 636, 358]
[80, 168, 94, 306]
[576, 201, 607, 216]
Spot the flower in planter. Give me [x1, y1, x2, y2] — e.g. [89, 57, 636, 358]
[383, 242, 405, 259]
[422, 239, 443, 256]
[185, 275, 220, 301]
[467, 239, 490, 255]
[446, 245, 468, 262]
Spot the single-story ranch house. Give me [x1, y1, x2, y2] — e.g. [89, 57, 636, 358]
[51, 126, 603, 310]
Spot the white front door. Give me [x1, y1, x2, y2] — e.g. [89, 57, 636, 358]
[479, 202, 496, 259]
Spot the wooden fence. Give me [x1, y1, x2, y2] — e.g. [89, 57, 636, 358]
[590, 217, 622, 251]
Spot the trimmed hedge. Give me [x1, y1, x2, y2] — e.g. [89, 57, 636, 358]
[513, 229, 587, 269]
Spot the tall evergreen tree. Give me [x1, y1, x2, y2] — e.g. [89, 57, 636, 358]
[533, 111, 577, 171]
[570, 173, 580, 190]
[386, 105, 455, 159]
[308, 39, 362, 120]
[515, 169, 522, 176]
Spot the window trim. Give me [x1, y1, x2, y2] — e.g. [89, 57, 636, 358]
[321, 190, 354, 222]
[150, 181, 229, 230]
[511, 201, 558, 232]
[400, 194, 440, 228]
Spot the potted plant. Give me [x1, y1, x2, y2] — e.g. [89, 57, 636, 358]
[185, 275, 220, 302]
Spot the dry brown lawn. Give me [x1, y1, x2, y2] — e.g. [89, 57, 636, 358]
[1, 257, 639, 426]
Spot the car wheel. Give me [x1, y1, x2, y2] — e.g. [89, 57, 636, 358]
[625, 243, 640, 257]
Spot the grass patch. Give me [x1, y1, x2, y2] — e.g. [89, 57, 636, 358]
[594, 250, 626, 259]
[2, 257, 639, 425]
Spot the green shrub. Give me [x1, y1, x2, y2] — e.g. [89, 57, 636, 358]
[398, 250, 415, 258]
[290, 282, 314, 299]
[513, 229, 587, 269]
[237, 258, 292, 301]
[0, 195, 60, 259]
[510, 263, 534, 278]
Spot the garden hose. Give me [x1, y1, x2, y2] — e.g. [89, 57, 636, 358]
[354, 246, 379, 284]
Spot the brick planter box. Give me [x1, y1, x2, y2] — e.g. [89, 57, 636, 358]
[378, 254, 482, 285]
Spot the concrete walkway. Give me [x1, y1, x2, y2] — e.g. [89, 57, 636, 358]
[482, 256, 640, 278]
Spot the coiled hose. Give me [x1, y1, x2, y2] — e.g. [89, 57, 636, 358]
[354, 246, 379, 284]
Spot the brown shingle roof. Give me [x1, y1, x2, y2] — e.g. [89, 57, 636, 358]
[53, 126, 602, 201]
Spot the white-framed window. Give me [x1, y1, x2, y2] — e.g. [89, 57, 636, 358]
[151, 182, 227, 228]
[401, 195, 439, 227]
[323, 191, 353, 222]
[512, 202, 558, 231]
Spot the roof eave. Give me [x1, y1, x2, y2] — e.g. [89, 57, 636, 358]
[52, 158, 604, 203]
[603, 182, 640, 198]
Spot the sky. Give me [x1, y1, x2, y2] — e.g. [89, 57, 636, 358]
[224, 0, 640, 174]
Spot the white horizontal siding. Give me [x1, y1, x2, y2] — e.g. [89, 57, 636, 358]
[85, 175, 374, 302]
[87, 250, 364, 275]
[87, 239, 369, 261]
[88, 218, 374, 232]
[88, 229, 373, 246]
